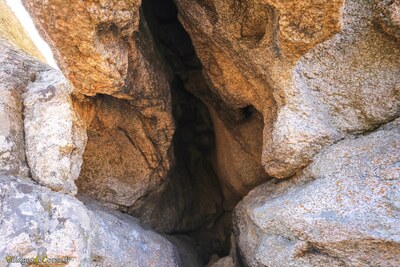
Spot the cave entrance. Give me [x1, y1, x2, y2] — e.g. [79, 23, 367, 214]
[75, 0, 266, 264]
[141, 0, 232, 263]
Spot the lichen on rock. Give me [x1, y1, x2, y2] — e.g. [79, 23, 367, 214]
[23, 69, 87, 195]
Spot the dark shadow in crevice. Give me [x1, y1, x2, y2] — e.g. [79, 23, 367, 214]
[141, 0, 231, 263]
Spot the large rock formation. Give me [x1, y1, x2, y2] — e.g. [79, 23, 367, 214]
[176, 0, 400, 179]
[0, 38, 86, 195]
[0, 176, 182, 267]
[0, 40, 41, 177]
[23, 0, 176, 218]
[0, 35, 186, 267]
[1, 0, 399, 266]
[23, 69, 86, 194]
[22, 0, 158, 98]
[234, 119, 400, 266]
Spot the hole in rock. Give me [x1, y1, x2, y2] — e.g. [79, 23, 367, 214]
[75, 0, 268, 265]
[241, 105, 257, 120]
[141, 0, 233, 262]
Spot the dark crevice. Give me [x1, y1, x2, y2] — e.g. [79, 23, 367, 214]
[141, 0, 233, 264]
[241, 105, 257, 120]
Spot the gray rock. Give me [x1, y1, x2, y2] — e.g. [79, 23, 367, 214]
[23, 69, 86, 195]
[0, 176, 182, 267]
[0, 39, 44, 177]
[374, 0, 400, 42]
[208, 256, 235, 267]
[83, 197, 181, 267]
[0, 84, 28, 177]
[0, 38, 86, 195]
[234, 119, 400, 266]
[0, 176, 93, 266]
[263, 0, 400, 178]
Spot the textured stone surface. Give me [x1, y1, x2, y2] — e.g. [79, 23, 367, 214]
[264, 0, 400, 178]
[0, 39, 44, 177]
[75, 94, 171, 208]
[375, 0, 400, 41]
[22, 0, 172, 98]
[234, 119, 400, 266]
[23, 69, 86, 195]
[22, 0, 138, 97]
[82, 196, 182, 267]
[177, 0, 400, 179]
[24, 0, 176, 211]
[0, 176, 182, 267]
[208, 256, 234, 267]
[6, 0, 400, 265]
[0, 38, 86, 195]
[0, 176, 93, 266]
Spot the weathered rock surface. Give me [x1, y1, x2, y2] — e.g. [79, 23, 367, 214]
[0, 176, 182, 267]
[0, 39, 44, 177]
[0, 37, 86, 195]
[8, 0, 400, 265]
[82, 196, 182, 267]
[22, 0, 154, 97]
[234, 119, 400, 266]
[177, 0, 400, 179]
[0, 38, 187, 266]
[266, 0, 400, 178]
[207, 256, 234, 267]
[75, 94, 170, 208]
[0, 176, 93, 266]
[23, 69, 86, 195]
[375, 0, 400, 41]
[23, 0, 176, 214]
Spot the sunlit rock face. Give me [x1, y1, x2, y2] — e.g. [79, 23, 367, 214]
[0, 0, 399, 266]
[23, 0, 176, 217]
[234, 119, 400, 266]
[23, 0, 153, 98]
[23, 69, 87, 195]
[176, 0, 400, 179]
[0, 38, 86, 194]
[0, 176, 182, 267]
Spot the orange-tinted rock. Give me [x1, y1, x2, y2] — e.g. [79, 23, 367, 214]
[177, 0, 400, 179]
[75, 94, 173, 208]
[24, 0, 176, 212]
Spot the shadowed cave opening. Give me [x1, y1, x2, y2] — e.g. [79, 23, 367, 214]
[74, 0, 265, 265]
[141, 0, 232, 262]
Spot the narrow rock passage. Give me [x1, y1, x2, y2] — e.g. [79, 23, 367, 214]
[139, 0, 234, 262]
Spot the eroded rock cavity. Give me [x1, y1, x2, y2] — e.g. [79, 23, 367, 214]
[17, 0, 400, 265]
[69, 0, 270, 262]
[45, 0, 256, 263]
